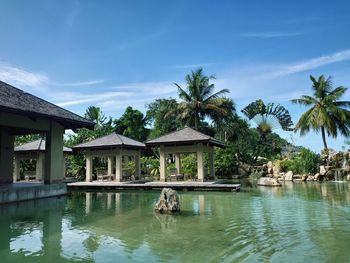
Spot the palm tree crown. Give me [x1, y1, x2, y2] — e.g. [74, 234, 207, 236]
[85, 106, 106, 127]
[291, 75, 350, 150]
[174, 68, 231, 129]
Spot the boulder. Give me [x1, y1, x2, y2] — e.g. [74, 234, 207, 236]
[285, 171, 293, 181]
[301, 175, 308, 181]
[347, 174, 350, 181]
[257, 177, 281, 187]
[314, 173, 320, 181]
[273, 166, 280, 177]
[267, 161, 273, 174]
[154, 188, 180, 214]
[320, 166, 327, 176]
[307, 175, 315, 181]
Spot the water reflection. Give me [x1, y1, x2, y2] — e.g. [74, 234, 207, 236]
[0, 183, 350, 262]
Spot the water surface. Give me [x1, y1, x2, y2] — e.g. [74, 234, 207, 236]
[1, 182, 350, 262]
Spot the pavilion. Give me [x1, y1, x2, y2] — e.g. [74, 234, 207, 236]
[14, 138, 72, 182]
[73, 133, 146, 182]
[0, 80, 94, 203]
[145, 127, 225, 182]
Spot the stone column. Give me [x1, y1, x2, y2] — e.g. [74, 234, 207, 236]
[36, 152, 44, 181]
[0, 128, 15, 184]
[44, 121, 64, 184]
[159, 145, 166, 182]
[115, 152, 122, 182]
[13, 156, 21, 182]
[175, 153, 181, 174]
[135, 152, 141, 179]
[209, 150, 215, 180]
[86, 154, 93, 182]
[197, 143, 204, 182]
[107, 156, 113, 176]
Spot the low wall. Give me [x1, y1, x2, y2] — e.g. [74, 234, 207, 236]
[0, 183, 67, 204]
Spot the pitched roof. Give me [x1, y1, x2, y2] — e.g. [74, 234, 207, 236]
[0, 80, 94, 130]
[15, 139, 72, 153]
[73, 133, 146, 150]
[145, 127, 225, 148]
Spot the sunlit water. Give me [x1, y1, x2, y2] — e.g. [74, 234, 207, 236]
[1, 182, 350, 262]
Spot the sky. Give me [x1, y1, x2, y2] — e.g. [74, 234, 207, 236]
[0, 0, 349, 152]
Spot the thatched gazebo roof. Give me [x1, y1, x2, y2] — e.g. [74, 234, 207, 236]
[145, 127, 225, 148]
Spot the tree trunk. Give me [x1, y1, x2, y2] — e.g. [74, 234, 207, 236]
[194, 112, 199, 130]
[321, 126, 328, 150]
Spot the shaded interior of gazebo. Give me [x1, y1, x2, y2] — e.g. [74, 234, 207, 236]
[14, 138, 72, 182]
[73, 133, 145, 182]
[146, 127, 225, 182]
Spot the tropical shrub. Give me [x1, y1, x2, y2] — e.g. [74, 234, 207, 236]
[277, 149, 320, 174]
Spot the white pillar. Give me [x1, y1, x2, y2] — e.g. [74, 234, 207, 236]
[13, 156, 21, 182]
[107, 156, 113, 176]
[135, 153, 141, 179]
[209, 150, 215, 180]
[44, 121, 64, 184]
[197, 143, 204, 182]
[115, 152, 122, 182]
[36, 152, 44, 181]
[86, 154, 93, 182]
[159, 145, 166, 182]
[175, 153, 181, 174]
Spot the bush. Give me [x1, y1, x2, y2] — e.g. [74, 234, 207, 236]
[276, 149, 320, 174]
[214, 145, 239, 178]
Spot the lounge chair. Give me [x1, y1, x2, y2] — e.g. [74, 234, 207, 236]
[24, 171, 36, 181]
[169, 169, 184, 181]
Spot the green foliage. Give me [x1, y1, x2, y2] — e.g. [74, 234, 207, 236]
[15, 134, 42, 146]
[214, 145, 239, 177]
[277, 149, 320, 174]
[173, 68, 231, 130]
[141, 156, 159, 177]
[146, 98, 183, 139]
[181, 154, 197, 175]
[291, 75, 350, 150]
[114, 106, 149, 141]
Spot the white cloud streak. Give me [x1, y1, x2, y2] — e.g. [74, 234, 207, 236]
[241, 31, 305, 38]
[263, 48, 350, 78]
[58, 79, 106, 87]
[0, 64, 48, 87]
[172, 63, 216, 69]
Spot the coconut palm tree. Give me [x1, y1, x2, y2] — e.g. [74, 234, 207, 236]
[242, 99, 293, 161]
[85, 106, 106, 127]
[291, 75, 350, 150]
[173, 68, 230, 130]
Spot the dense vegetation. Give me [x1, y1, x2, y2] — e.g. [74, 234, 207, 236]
[16, 71, 350, 179]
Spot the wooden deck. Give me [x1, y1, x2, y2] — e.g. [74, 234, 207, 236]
[67, 181, 241, 192]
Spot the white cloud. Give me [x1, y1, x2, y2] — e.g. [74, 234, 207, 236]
[172, 63, 216, 69]
[264, 48, 350, 78]
[55, 91, 134, 107]
[58, 79, 106, 87]
[0, 64, 48, 87]
[241, 31, 305, 38]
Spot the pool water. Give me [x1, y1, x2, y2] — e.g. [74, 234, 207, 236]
[1, 182, 350, 262]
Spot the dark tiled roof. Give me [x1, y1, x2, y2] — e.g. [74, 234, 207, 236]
[0, 80, 94, 129]
[145, 127, 225, 148]
[73, 133, 146, 150]
[15, 139, 72, 153]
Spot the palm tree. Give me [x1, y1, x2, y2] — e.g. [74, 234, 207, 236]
[173, 68, 230, 130]
[291, 75, 350, 150]
[242, 99, 293, 161]
[85, 106, 106, 127]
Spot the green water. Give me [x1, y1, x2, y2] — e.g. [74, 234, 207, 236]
[1, 182, 350, 263]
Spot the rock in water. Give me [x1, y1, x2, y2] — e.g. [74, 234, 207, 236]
[154, 188, 180, 214]
[257, 177, 281, 187]
[284, 171, 293, 181]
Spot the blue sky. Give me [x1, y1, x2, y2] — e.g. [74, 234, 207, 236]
[0, 0, 349, 152]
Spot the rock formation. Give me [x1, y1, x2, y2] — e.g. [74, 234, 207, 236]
[257, 177, 281, 187]
[154, 188, 180, 214]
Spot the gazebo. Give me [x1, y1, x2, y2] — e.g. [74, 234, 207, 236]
[0, 80, 93, 203]
[14, 138, 72, 182]
[73, 133, 146, 182]
[145, 127, 225, 182]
